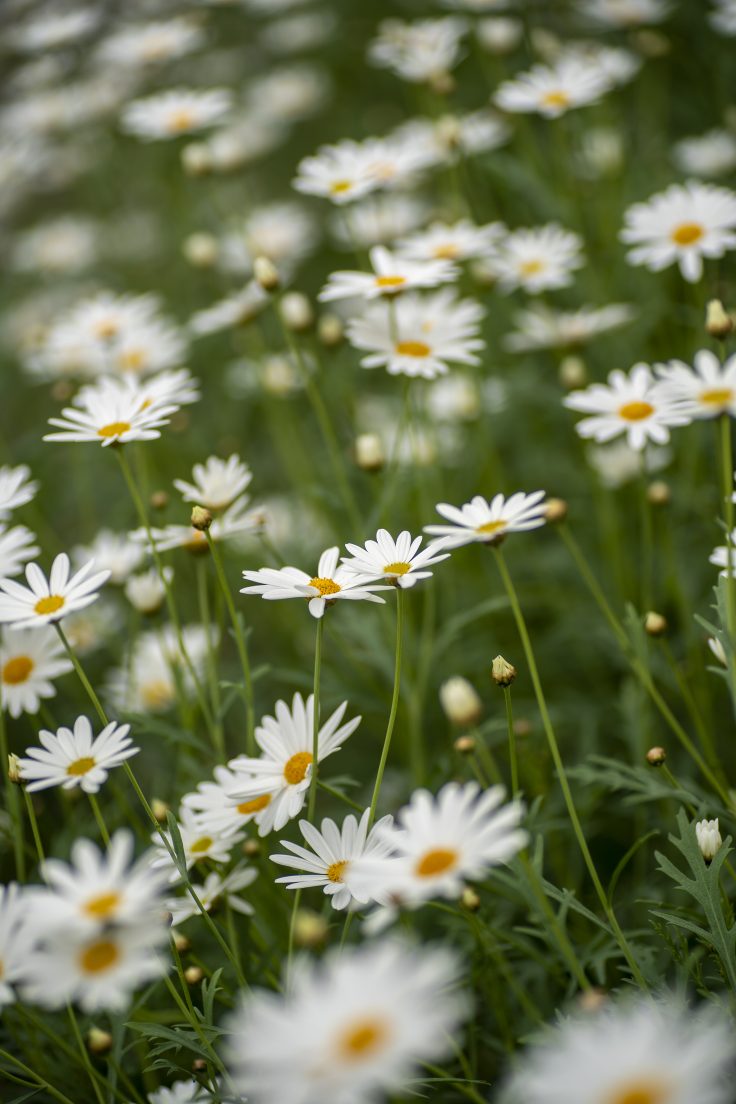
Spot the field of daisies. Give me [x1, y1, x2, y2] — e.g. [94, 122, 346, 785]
[6, 0, 736, 1102]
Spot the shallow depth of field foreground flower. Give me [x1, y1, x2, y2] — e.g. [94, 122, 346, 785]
[4, 3, 736, 1104]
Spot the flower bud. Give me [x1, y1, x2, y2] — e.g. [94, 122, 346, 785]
[192, 1059, 208, 1075]
[460, 886, 480, 911]
[150, 490, 169, 511]
[354, 433, 385, 473]
[491, 655, 516, 687]
[125, 568, 169, 615]
[184, 965, 204, 986]
[578, 988, 606, 1013]
[695, 817, 722, 862]
[544, 498, 568, 524]
[183, 233, 218, 268]
[453, 734, 476, 755]
[87, 1028, 113, 1055]
[191, 506, 212, 532]
[173, 932, 191, 954]
[280, 292, 313, 333]
[644, 611, 667, 637]
[318, 314, 344, 347]
[646, 746, 666, 767]
[440, 677, 483, 727]
[151, 798, 169, 823]
[294, 909, 328, 948]
[7, 754, 21, 784]
[706, 299, 733, 339]
[254, 256, 280, 292]
[243, 839, 260, 858]
[476, 16, 522, 54]
[647, 481, 670, 506]
[181, 142, 212, 176]
[559, 355, 587, 390]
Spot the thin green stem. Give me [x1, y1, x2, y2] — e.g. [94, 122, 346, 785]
[0, 687, 24, 878]
[23, 785, 45, 865]
[88, 791, 111, 846]
[502, 686, 518, 798]
[197, 555, 225, 756]
[307, 618, 324, 823]
[368, 588, 404, 826]
[719, 414, 736, 703]
[55, 623, 107, 726]
[0, 1048, 76, 1104]
[68, 1005, 106, 1104]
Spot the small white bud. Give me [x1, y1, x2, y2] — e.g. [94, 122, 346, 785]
[125, 568, 170, 615]
[476, 17, 522, 54]
[280, 291, 313, 332]
[559, 356, 587, 390]
[183, 233, 218, 268]
[354, 433, 385, 473]
[439, 677, 483, 727]
[253, 256, 280, 292]
[695, 817, 722, 862]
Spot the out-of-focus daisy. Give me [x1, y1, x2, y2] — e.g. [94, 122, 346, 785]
[494, 58, 613, 118]
[504, 996, 735, 1104]
[710, 0, 736, 35]
[564, 364, 693, 449]
[189, 282, 269, 336]
[424, 491, 547, 549]
[653, 349, 736, 418]
[242, 546, 388, 620]
[293, 140, 382, 205]
[620, 181, 736, 283]
[0, 884, 36, 1007]
[396, 219, 505, 262]
[342, 530, 450, 588]
[228, 693, 361, 836]
[368, 17, 468, 84]
[225, 938, 466, 1104]
[173, 455, 252, 511]
[319, 246, 457, 303]
[330, 196, 429, 250]
[44, 376, 179, 447]
[673, 130, 736, 178]
[0, 465, 38, 518]
[12, 216, 97, 275]
[504, 303, 635, 351]
[121, 88, 231, 141]
[0, 553, 110, 630]
[0, 627, 71, 717]
[347, 289, 484, 380]
[106, 625, 210, 714]
[0, 525, 40, 578]
[271, 809, 394, 910]
[73, 530, 144, 585]
[124, 567, 170, 615]
[132, 495, 260, 555]
[486, 225, 584, 293]
[578, 0, 671, 26]
[151, 805, 242, 881]
[9, 8, 100, 52]
[19, 716, 137, 795]
[587, 440, 671, 488]
[166, 864, 257, 927]
[97, 18, 205, 68]
[476, 16, 523, 53]
[219, 202, 318, 278]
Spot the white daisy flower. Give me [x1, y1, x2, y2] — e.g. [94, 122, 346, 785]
[242, 546, 388, 620]
[219, 202, 318, 277]
[390, 111, 510, 167]
[97, 19, 205, 68]
[0, 525, 40, 579]
[673, 130, 736, 178]
[0, 627, 72, 718]
[504, 303, 635, 352]
[330, 196, 430, 250]
[346, 289, 484, 380]
[504, 996, 736, 1104]
[293, 140, 383, 205]
[620, 181, 736, 283]
[271, 809, 394, 910]
[18, 716, 138, 795]
[9, 8, 100, 53]
[652, 349, 736, 419]
[123, 566, 170, 615]
[227, 692, 361, 836]
[148, 1080, 209, 1104]
[486, 224, 584, 293]
[396, 219, 505, 262]
[106, 625, 210, 714]
[564, 363, 693, 449]
[129, 368, 200, 410]
[189, 282, 269, 336]
[587, 441, 671, 488]
[0, 884, 37, 1007]
[173, 455, 253, 511]
[182, 764, 275, 838]
[225, 938, 466, 1104]
[121, 88, 231, 141]
[0, 465, 38, 519]
[710, 0, 736, 35]
[44, 376, 179, 447]
[28, 830, 167, 933]
[341, 530, 450, 588]
[166, 864, 257, 927]
[151, 805, 242, 881]
[319, 245, 457, 303]
[73, 530, 144, 585]
[368, 17, 468, 84]
[0, 553, 110, 630]
[424, 491, 547, 549]
[578, 0, 671, 26]
[12, 216, 97, 275]
[494, 58, 613, 118]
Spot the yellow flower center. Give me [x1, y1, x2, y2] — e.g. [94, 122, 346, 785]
[167, 108, 195, 133]
[475, 519, 507, 537]
[383, 562, 411, 575]
[2, 656, 34, 684]
[326, 859, 348, 883]
[84, 891, 121, 920]
[79, 939, 120, 974]
[283, 751, 313, 785]
[395, 340, 431, 357]
[337, 1018, 389, 1061]
[519, 258, 545, 276]
[97, 421, 132, 439]
[34, 595, 65, 616]
[540, 89, 570, 109]
[618, 401, 654, 422]
[374, 275, 406, 290]
[93, 319, 119, 340]
[330, 179, 353, 195]
[607, 1079, 670, 1104]
[189, 836, 213, 855]
[415, 847, 459, 877]
[700, 387, 733, 406]
[308, 576, 341, 597]
[433, 243, 459, 259]
[141, 678, 174, 709]
[237, 794, 272, 815]
[67, 756, 95, 777]
[671, 221, 704, 246]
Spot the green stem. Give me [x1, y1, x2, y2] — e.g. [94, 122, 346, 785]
[23, 786, 45, 865]
[368, 588, 405, 826]
[0, 688, 24, 879]
[502, 686, 518, 798]
[719, 414, 736, 702]
[88, 791, 111, 846]
[68, 1006, 106, 1104]
[307, 618, 324, 823]
[205, 530, 255, 754]
[0, 1048, 76, 1104]
[493, 546, 647, 988]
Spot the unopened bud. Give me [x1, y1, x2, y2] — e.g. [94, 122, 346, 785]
[559, 355, 587, 390]
[254, 256, 280, 292]
[440, 677, 483, 727]
[183, 233, 218, 268]
[491, 655, 516, 687]
[513, 718, 532, 738]
[150, 490, 168, 511]
[647, 481, 670, 506]
[436, 114, 461, 149]
[578, 988, 607, 1013]
[184, 965, 204, 986]
[151, 798, 169, 823]
[644, 611, 668, 637]
[706, 299, 733, 339]
[243, 839, 260, 858]
[280, 291, 313, 333]
[544, 498, 568, 524]
[460, 886, 480, 911]
[181, 143, 212, 176]
[318, 313, 344, 347]
[354, 433, 385, 473]
[646, 746, 666, 767]
[454, 734, 476, 755]
[87, 1028, 113, 1055]
[192, 1059, 208, 1075]
[293, 908, 328, 948]
[191, 506, 212, 532]
[173, 932, 191, 954]
[7, 754, 21, 784]
[695, 817, 722, 862]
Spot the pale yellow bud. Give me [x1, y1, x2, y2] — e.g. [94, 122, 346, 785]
[151, 798, 169, 823]
[318, 314, 344, 347]
[440, 677, 483, 727]
[191, 506, 212, 532]
[254, 256, 280, 292]
[87, 1028, 113, 1055]
[706, 299, 733, 339]
[644, 611, 668, 637]
[184, 966, 204, 986]
[647, 481, 670, 506]
[544, 498, 568, 524]
[294, 909, 328, 948]
[183, 233, 218, 268]
[460, 886, 481, 911]
[646, 746, 666, 767]
[181, 143, 212, 176]
[354, 433, 385, 473]
[280, 292, 313, 333]
[7, 754, 21, 784]
[454, 734, 476, 755]
[491, 655, 516, 687]
[559, 356, 587, 390]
